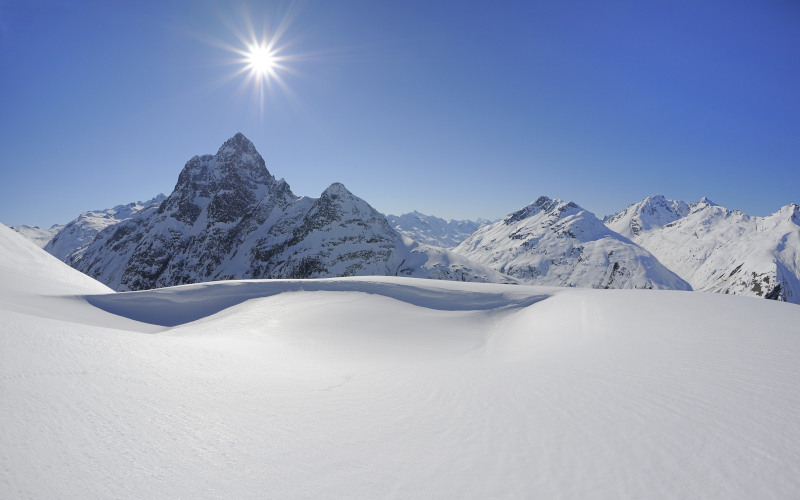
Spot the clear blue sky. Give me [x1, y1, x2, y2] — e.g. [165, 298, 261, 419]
[1, 0, 798, 227]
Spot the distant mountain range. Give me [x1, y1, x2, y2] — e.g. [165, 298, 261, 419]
[9, 133, 800, 303]
[386, 211, 490, 248]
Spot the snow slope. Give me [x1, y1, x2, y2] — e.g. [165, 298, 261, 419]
[611, 197, 800, 303]
[0, 223, 111, 296]
[455, 196, 690, 290]
[3, 229, 800, 498]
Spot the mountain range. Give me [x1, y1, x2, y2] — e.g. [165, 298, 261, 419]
[8, 133, 800, 304]
[386, 211, 489, 248]
[455, 196, 691, 290]
[68, 134, 507, 290]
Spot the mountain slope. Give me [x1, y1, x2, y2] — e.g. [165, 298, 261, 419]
[43, 195, 166, 263]
[73, 134, 506, 290]
[455, 196, 691, 290]
[386, 211, 486, 248]
[604, 194, 691, 239]
[628, 199, 800, 303]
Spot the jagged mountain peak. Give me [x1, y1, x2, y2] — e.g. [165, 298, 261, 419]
[321, 182, 354, 199]
[217, 132, 258, 157]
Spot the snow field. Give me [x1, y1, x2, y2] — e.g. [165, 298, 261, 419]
[2, 225, 800, 498]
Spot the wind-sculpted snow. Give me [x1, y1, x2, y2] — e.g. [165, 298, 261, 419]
[609, 196, 800, 303]
[3, 248, 800, 497]
[87, 277, 545, 327]
[455, 196, 691, 290]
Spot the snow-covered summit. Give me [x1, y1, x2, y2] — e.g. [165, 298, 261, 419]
[614, 197, 800, 303]
[455, 196, 690, 290]
[604, 194, 691, 239]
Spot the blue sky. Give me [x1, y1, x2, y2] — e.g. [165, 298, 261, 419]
[1, 0, 798, 227]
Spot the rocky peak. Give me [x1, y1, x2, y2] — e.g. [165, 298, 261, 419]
[504, 196, 554, 225]
[320, 182, 353, 200]
[159, 134, 291, 225]
[217, 132, 258, 157]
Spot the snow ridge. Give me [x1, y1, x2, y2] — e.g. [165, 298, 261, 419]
[606, 196, 800, 303]
[455, 196, 690, 290]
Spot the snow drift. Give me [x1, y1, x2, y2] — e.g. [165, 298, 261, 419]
[2, 224, 800, 498]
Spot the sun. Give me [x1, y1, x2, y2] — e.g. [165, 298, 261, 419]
[246, 43, 277, 79]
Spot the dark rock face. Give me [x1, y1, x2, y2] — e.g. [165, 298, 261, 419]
[76, 133, 300, 290]
[246, 182, 404, 280]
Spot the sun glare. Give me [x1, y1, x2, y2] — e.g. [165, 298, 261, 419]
[209, 5, 303, 114]
[246, 43, 277, 78]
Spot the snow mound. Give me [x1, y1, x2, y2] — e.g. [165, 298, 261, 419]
[3, 270, 800, 498]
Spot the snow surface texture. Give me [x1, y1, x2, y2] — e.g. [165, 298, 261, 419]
[9, 224, 64, 248]
[72, 134, 509, 290]
[455, 196, 691, 290]
[607, 196, 800, 303]
[386, 211, 486, 248]
[43, 194, 166, 263]
[3, 225, 800, 498]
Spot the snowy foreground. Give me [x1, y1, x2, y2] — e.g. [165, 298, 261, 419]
[2, 228, 800, 498]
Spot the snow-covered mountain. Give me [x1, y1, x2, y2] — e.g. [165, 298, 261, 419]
[9, 224, 64, 248]
[604, 194, 691, 239]
[386, 211, 487, 248]
[454, 196, 691, 290]
[43, 194, 166, 263]
[74, 133, 507, 290]
[613, 197, 800, 303]
[4, 224, 800, 498]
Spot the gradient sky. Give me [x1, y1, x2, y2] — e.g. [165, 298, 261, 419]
[1, 0, 798, 228]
